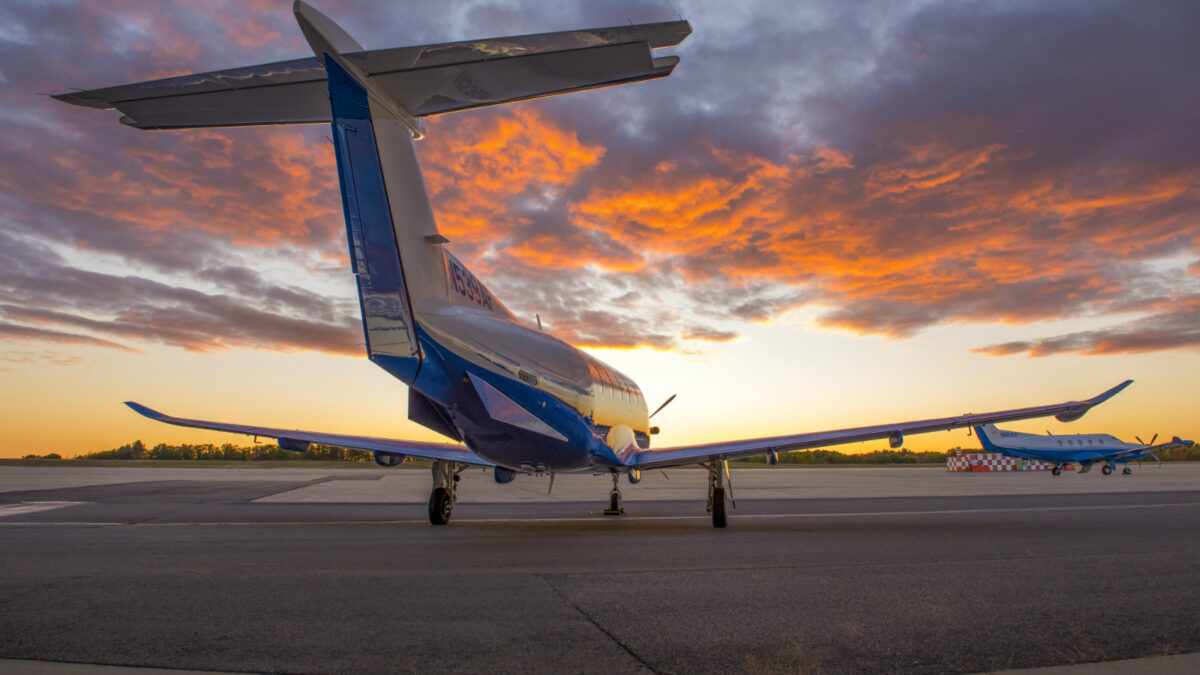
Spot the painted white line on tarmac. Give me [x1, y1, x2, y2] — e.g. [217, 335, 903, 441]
[0, 657, 251, 674]
[981, 651, 1200, 674]
[1, 500, 1197, 527]
[0, 502, 83, 518]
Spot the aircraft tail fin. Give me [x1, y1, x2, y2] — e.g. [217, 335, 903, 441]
[972, 424, 1003, 452]
[54, 2, 690, 132]
[53, 1, 691, 386]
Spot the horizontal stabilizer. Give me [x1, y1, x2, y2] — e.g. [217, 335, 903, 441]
[53, 21, 690, 130]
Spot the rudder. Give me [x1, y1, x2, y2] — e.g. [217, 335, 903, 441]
[326, 55, 422, 382]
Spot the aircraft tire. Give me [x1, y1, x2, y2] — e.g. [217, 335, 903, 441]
[711, 487, 727, 528]
[1102, 465, 1113, 476]
[1051, 466, 1062, 476]
[429, 487, 453, 525]
[1123, 467, 1132, 475]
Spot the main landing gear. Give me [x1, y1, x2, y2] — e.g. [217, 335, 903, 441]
[428, 461, 462, 525]
[1123, 466, 1132, 475]
[706, 459, 732, 528]
[603, 472, 624, 515]
[1051, 465, 1063, 476]
[1102, 464, 1114, 476]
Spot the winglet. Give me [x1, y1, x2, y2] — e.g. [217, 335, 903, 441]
[1087, 379, 1133, 404]
[124, 401, 168, 421]
[1054, 379, 1132, 423]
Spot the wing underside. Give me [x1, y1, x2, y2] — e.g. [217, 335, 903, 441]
[124, 402, 493, 467]
[53, 21, 690, 129]
[631, 380, 1133, 470]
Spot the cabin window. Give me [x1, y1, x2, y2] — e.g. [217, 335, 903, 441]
[1058, 440, 1063, 446]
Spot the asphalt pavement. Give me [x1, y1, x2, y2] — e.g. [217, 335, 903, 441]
[1, 465, 1198, 674]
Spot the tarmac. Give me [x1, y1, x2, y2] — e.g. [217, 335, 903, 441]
[1, 463, 1198, 674]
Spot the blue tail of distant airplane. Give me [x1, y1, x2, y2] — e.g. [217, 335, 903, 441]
[972, 424, 1003, 453]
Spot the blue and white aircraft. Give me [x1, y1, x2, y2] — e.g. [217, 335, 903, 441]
[56, 2, 1135, 526]
[973, 423, 1192, 476]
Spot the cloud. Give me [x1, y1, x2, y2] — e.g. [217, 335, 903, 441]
[0, 231, 360, 358]
[0, 320, 137, 352]
[2, 0, 1197, 361]
[974, 294, 1200, 357]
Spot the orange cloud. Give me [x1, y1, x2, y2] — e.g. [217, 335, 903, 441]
[406, 99, 1198, 350]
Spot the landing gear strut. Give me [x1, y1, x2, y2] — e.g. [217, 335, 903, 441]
[429, 461, 461, 525]
[603, 472, 623, 515]
[1122, 466, 1132, 475]
[706, 459, 731, 528]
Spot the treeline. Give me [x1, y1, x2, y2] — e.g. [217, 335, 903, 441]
[1152, 443, 1200, 462]
[740, 448, 950, 464]
[740, 444, 1200, 464]
[21, 440, 1198, 463]
[50, 440, 375, 462]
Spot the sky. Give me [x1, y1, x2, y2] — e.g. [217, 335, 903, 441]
[1, 0, 1198, 458]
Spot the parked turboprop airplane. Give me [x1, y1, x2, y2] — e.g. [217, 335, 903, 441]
[56, 2, 1134, 526]
[973, 423, 1192, 476]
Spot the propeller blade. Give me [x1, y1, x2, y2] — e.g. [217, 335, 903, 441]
[1152, 451, 1162, 468]
[649, 394, 676, 419]
[1150, 433, 1158, 446]
[1136, 436, 1145, 445]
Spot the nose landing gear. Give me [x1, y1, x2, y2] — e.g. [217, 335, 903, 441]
[603, 472, 624, 515]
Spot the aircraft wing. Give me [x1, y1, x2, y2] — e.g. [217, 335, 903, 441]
[630, 381, 1133, 470]
[1108, 436, 1194, 462]
[124, 402, 493, 466]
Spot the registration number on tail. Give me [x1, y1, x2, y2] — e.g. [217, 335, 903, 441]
[447, 255, 494, 311]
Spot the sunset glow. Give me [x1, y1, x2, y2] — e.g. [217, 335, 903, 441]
[2, 0, 1197, 458]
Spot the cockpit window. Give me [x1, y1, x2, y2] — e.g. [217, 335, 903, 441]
[584, 353, 644, 402]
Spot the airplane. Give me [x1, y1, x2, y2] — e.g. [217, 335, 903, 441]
[55, 1, 1136, 527]
[973, 423, 1193, 476]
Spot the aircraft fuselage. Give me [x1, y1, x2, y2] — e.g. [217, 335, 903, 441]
[404, 304, 651, 473]
[974, 424, 1143, 464]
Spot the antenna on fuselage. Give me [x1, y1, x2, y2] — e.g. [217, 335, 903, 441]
[650, 394, 676, 419]
[536, 314, 542, 330]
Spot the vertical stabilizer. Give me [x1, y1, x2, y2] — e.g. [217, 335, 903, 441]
[293, 0, 363, 54]
[973, 424, 1002, 452]
[326, 56, 424, 382]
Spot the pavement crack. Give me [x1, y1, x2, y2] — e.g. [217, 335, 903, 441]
[537, 574, 661, 674]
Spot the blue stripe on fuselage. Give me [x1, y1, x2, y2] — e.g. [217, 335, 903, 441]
[405, 324, 619, 472]
[973, 425, 1116, 464]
